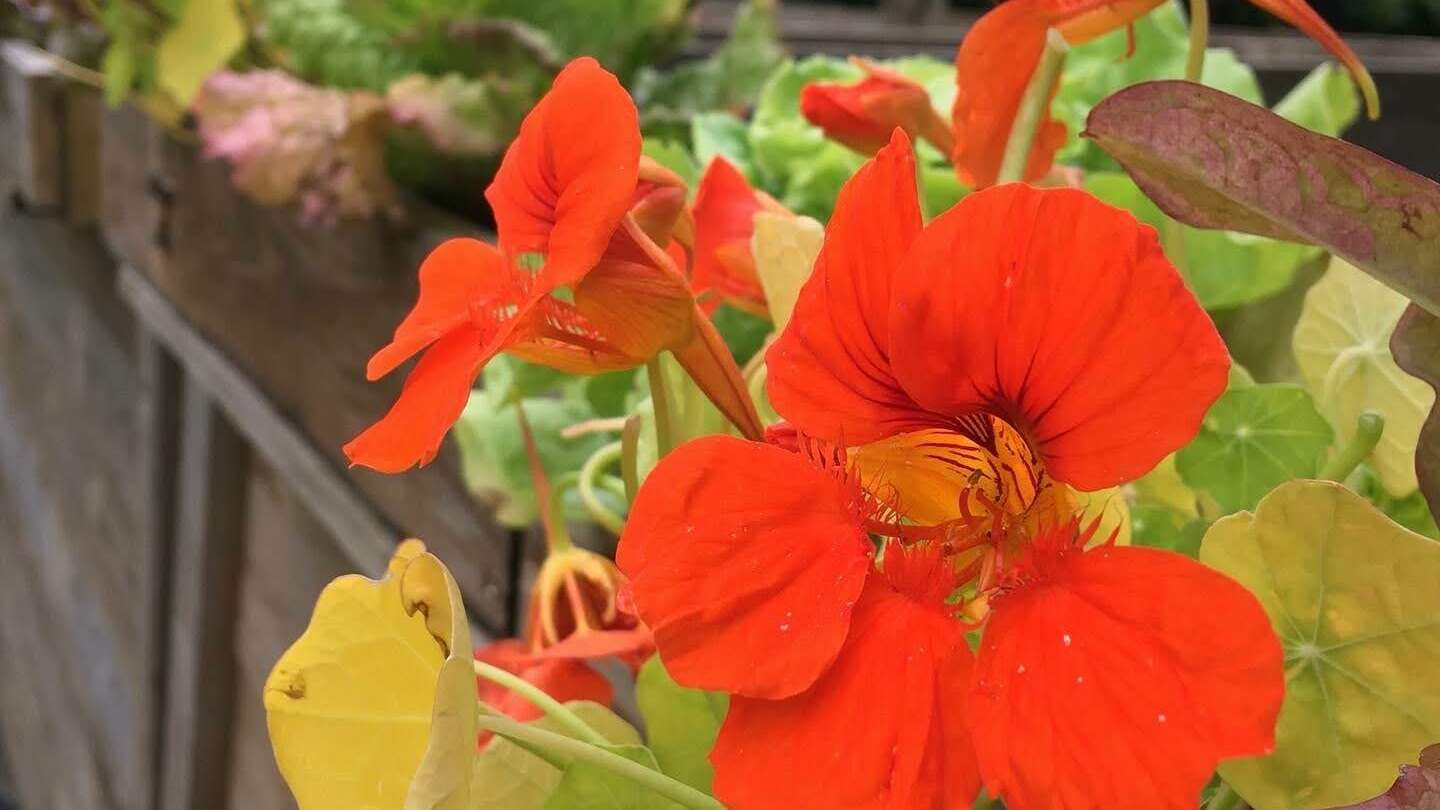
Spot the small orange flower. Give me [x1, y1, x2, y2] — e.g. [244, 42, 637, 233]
[952, 0, 1381, 188]
[689, 157, 791, 318]
[800, 57, 955, 157]
[523, 547, 653, 669]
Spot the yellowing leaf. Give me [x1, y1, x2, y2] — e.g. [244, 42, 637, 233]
[265, 540, 476, 810]
[1295, 258, 1435, 497]
[1071, 486, 1132, 547]
[155, 0, 246, 106]
[1129, 453, 1200, 520]
[1200, 481, 1440, 810]
[750, 211, 823, 333]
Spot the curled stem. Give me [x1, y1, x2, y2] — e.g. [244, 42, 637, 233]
[646, 358, 677, 458]
[476, 712, 726, 810]
[621, 413, 643, 502]
[1321, 411, 1386, 482]
[996, 28, 1069, 185]
[1186, 0, 1211, 82]
[473, 661, 608, 746]
[579, 441, 627, 535]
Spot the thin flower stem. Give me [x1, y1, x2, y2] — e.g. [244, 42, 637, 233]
[1206, 782, 1244, 810]
[579, 441, 627, 535]
[646, 358, 677, 458]
[516, 403, 571, 552]
[996, 28, 1069, 185]
[476, 712, 726, 810]
[621, 413, 643, 502]
[1321, 411, 1386, 482]
[1186, 0, 1211, 83]
[473, 661, 608, 746]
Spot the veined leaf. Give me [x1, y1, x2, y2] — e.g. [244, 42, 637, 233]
[1200, 481, 1440, 810]
[1294, 258, 1434, 496]
[1274, 63, 1362, 138]
[635, 656, 728, 793]
[1326, 745, 1440, 810]
[1176, 384, 1334, 514]
[264, 541, 476, 810]
[474, 702, 643, 810]
[1085, 81, 1440, 317]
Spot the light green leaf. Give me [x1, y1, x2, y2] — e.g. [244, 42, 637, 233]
[543, 744, 682, 810]
[473, 702, 644, 810]
[691, 112, 752, 179]
[636, 656, 728, 793]
[155, 0, 246, 106]
[1294, 257, 1434, 497]
[1201, 480, 1440, 810]
[642, 139, 699, 190]
[1274, 63, 1362, 138]
[1176, 384, 1334, 514]
[750, 211, 824, 333]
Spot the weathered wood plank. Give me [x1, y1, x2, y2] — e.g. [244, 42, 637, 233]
[1, 40, 62, 210]
[159, 381, 251, 810]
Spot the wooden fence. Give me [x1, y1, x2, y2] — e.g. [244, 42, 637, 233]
[1, 3, 1438, 808]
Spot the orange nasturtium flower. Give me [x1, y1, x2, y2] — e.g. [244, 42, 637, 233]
[345, 58, 760, 473]
[799, 57, 955, 157]
[952, 0, 1381, 188]
[617, 132, 1284, 809]
[688, 156, 792, 318]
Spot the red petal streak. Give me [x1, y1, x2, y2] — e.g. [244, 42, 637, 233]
[889, 184, 1230, 490]
[691, 157, 773, 316]
[617, 436, 873, 698]
[952, 0, 1068, 188]
[344, 325, 492, 472]
[484, 57, 641, 291]
[711, 575, 978, 810]
[365, 238, 515, 381]
[766, 130, 931, 446]
[970, 544, 1284, 810]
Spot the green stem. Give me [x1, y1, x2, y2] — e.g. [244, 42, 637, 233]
[1186, 0, 1211, 83]
[621, 414, 642, 503]
[473, 661, 608, 746]
[996, 28, 1069, 185]
[1162, 217, 1189, 276]
[516, 403, 569, 552]
[476, 712, 726, 810]
[579, 441, 626, 536]
[1321, 411, 1385, 482]
[646, 358, 676, 458]
[1206, 782, 1243, 810]
[546, 472, 578, 552]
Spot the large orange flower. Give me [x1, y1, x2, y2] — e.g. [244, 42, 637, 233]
[952, 0, 1381, 188]
[617, 131, 1281, 808]
[345, 58, 760, 473]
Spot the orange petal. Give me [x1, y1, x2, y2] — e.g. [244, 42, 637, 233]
[1046, 0, 1165, 44]
[1247, 0, 1380, 118]
[484, 57, 640, 291]
[617, 436, 873, 699]
[970, 541, 1284, 809]
[344, 324, 493, 473]
[888, 184, 1230, 490]
[691, 157, 772, 315]
[671, 304, 765, 440]
[800, 57, 954, 156]
[366, 238, 516, 381]
[766, 130, 932, 446]
[573, 255, 694, 363]
[712, 572, 978, 809]
[952, 0, 1068, 188]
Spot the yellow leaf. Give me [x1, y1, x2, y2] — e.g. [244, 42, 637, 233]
[1294, 257, 1434, 496]
[750, 212, 823, 333]
[265, 540, 476, 810]
[155, 0, 246, 107]
[1129, 453, 1200, 520]
[1201, 481, 1440, 810]
[1071, 486, 1132, 546]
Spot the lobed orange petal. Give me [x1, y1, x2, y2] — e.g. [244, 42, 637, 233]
[952, 0, 1069, 188]
[969, 541, 1284, 809]
[690, 157, 773, 316]
[766, 130, 933, 446]
[711, 572, 978, 810]
[616, 436, 873, 699]
[344, 324, 496, 473]
[801, 58, 954, 157]
[1044, 0, 1164, 44]
[1247, 0, 1380, 118]
[484, 57, 641, 291]
[888, 184, 1230, 490]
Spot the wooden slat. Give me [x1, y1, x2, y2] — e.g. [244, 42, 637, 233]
[0, 41, 62, 210]
[159, 381, 251, 810]
[119, 265, 398, 576]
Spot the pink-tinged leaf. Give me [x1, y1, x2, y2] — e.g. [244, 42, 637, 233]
[193, 70, 400, 223]
[1391, 305, 1440, 519]
[1083, 80, 1440, 316]
[386, 74, 510, 157]
[1326, 745, 1440, 809]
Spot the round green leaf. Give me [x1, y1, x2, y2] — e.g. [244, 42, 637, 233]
[1294, 258, 1435, 497]
[1200, 480, 1440, 810]
[1176, 384, 1334, 514]
[635, 656, 728, 793]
